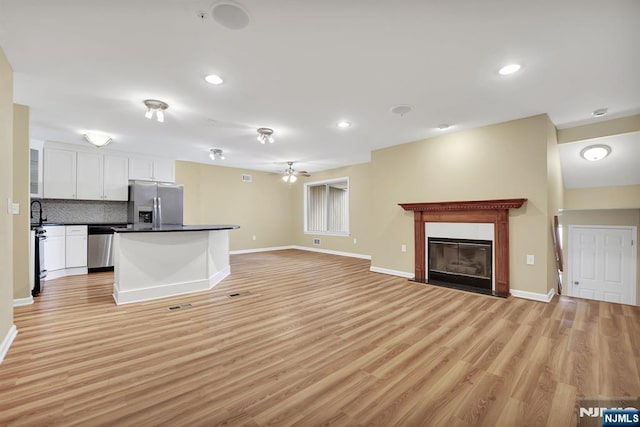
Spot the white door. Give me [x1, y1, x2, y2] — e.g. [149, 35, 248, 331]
[569, 226, 637, 305]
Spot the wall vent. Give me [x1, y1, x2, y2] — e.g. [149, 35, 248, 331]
[241, 174, 252, 182]
[313, 238, 321, 245]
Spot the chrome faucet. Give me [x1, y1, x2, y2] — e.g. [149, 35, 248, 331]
[30, 200, 47, 226]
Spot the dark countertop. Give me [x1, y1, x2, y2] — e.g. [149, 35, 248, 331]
[32, 222, 128, 229]
[111, 224, 240, 233]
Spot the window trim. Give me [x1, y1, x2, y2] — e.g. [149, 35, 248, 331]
[303, 176, 350, 236]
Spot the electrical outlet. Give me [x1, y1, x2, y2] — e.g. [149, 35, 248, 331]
[353, 238, 357, 244]
[313, 238, 321, 245]
[526, 254, 535, 265]
[252, 235, 256, 241]
[401, 244, 407, 253]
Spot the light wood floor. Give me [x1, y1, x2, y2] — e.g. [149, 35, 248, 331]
[1, 250, 639, 426]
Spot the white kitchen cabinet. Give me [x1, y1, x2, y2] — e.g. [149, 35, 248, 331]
[65, 226, 87, 268]
[43, 148, 77, 199]
[76, 153, 128, 201]
[76, 152, 104, 200]
[129, 156, 175, 182]
[30, 142, 44, 198]
[103, 155, 129, 200]
[43, 226, 66, 272]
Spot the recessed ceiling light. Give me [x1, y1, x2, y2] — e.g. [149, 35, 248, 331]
[437, 124, 451, 131]
[498, 63, 521, 75]
[592, 108, 608, 117]
[580, 144, 611, 161]
[205, 74, 224, 85]
[337, 121, 351, 129]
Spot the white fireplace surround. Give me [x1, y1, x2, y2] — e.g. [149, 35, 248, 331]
[426, 222, 495, 291]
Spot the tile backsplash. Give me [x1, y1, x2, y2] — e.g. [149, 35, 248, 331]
[32, 199, 128, 224]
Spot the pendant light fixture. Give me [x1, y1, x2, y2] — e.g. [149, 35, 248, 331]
[143, 99, 169, 123]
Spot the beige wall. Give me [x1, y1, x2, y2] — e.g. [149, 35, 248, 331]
[175, 161, 293, 251]
[368, 115, 552, 294]
[13, 104, 30, 300]
[557, 114, 640, 144]
[291, 163, 372, 256]
[560, 209, 640, 305]
[564, 185, 640, 210]
[546, 116, 565, 293]
[0, 47, 14, 346]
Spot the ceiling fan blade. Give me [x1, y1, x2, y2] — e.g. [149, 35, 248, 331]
[296, 171, 311, 177]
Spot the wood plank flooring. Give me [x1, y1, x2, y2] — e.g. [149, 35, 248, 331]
[1, 250, 639, 426]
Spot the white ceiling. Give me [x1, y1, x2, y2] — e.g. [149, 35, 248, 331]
[1, 0, 639, 179]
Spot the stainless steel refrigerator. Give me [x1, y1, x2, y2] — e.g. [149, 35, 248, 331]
[128, 180, 184, 226]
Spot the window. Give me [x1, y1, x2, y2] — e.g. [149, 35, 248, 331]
[304, 177, 349, 235]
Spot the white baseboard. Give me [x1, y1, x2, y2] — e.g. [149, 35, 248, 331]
[0, 325, 17, 364]
[230, 246, 294, 255]
[230, 245, 372, 261]
[292, 245, 371, 260]
[113, 265, 231, 305]
[511, 287, 556, 303]
[13, 296, 34, 307]
[369, 266, 414, 279]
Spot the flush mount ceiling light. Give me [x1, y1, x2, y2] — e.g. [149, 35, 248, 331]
[498, 63, 521, 75]
[209, 148, 225, 160]
[580, 144, 611, 161]
[437, 124, 451, 131]
[205, 74, 224, 85]
[83, 132, 113, 148]
[592, 107, 608, 117]
[143, 99, 169, 123]
[257, 127, 275, 144]
[337, 120, 351, 129]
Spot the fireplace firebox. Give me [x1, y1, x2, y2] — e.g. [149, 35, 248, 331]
[428, 238, 492, 291]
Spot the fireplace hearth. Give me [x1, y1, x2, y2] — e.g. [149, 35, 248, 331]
[428, 237, 492, 291]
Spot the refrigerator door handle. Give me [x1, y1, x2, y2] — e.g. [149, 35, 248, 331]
[156, 197, 162, 226]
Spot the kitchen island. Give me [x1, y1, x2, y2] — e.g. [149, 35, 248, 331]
[111, 224, 240, 305]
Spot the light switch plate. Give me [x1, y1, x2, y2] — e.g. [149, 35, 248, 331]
[401, 244, 407, 253]
[11, 203, 19, 214]
[526, 254, 535, 265]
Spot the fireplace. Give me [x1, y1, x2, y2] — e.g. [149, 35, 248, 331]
[428, 238, 492, 291]
[399, 198, 527, 297]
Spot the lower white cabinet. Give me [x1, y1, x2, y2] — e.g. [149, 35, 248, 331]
[65, 226, 87, 268]
[43, 225, 88, 278]
[43, 226, 66, 272]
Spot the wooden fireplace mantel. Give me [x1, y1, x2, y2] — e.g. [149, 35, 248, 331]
[399, 198, 527, 296]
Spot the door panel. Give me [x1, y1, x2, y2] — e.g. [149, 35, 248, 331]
[570, 227, 635, 305]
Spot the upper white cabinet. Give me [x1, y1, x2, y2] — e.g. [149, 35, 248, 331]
[76, 152, 104, 200]
[44, 147, 129, 201]
[129, 157, 175, 182]
[30, 141, 44, 198]
[76, 153, 128, 201]
[43, 148, 77, 199]
[103, 155, 129, 200]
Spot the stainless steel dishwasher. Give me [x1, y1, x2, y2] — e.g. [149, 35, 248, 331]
[88, 225, 124, 271]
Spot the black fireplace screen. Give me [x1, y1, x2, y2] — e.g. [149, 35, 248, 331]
[428, 238, 492, 290]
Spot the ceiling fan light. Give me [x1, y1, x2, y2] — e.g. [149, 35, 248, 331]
[282, 175, 289, 182]
[156, 109, 164, 123]
[289, 174, 297, 183]
[268, 135, 274, 143]
[145, 107, 153, 119]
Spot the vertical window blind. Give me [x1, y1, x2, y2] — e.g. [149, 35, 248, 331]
[305, 179, 349, 234]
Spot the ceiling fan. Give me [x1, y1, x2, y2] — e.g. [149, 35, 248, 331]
[281, 161, 310, 183]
